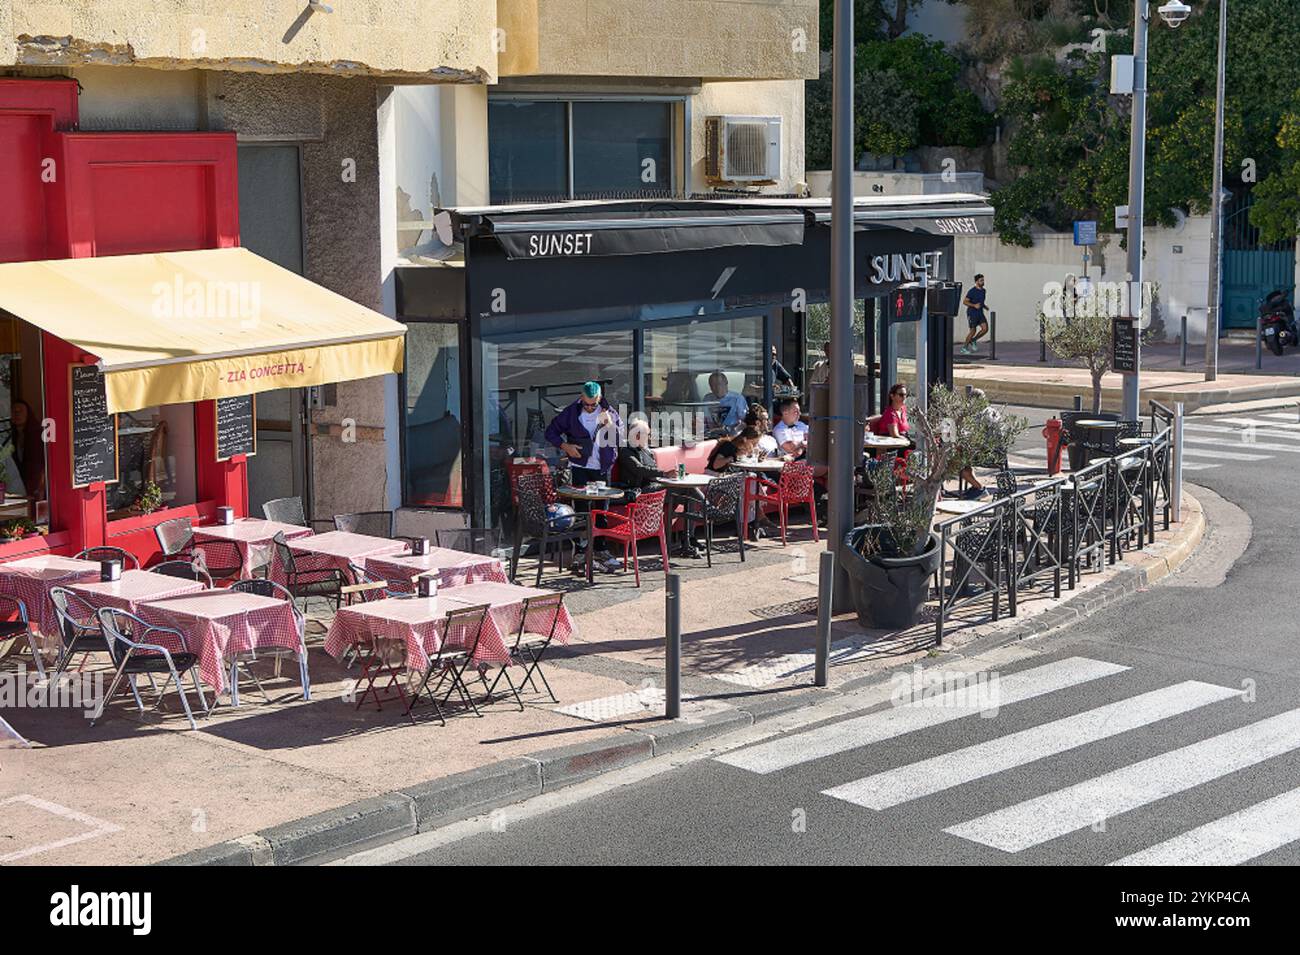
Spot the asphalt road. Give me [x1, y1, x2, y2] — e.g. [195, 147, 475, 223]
[372, 406, 1300, 866]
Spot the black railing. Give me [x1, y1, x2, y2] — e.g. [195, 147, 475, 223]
[935, 497, 1007, 646]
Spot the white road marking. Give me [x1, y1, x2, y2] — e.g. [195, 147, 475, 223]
[1185, 436, 1300, 454]
[945, 708, 1300, 853]
[716, 656, 1128, 775]
[1184, 423, 1300, 441]
[1180, 447, 1271, 462]
[1216, 416, 1300, 431]
[0, 794, 123, 863]
[822, 681, 1238, 810]
[1110, 787, 1300, 866]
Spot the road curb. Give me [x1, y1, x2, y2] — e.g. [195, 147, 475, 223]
[161, 494, 1207, 866]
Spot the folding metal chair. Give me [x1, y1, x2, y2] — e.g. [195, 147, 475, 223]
[74, 546, 140, 569]
[271, 532, 345, 614]
[151, 559, 214, 588]
[228, 578, 311, 704]
[486, 593, 564, 709]
[406, 604, 489, 725]
[94, 607, 209, 730]
[0, 594, 41, 680]
[154, 516, 195, 559]
[48, 586, 111, 680]
[263, 496, 307, 526]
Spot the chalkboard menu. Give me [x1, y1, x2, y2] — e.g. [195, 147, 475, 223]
[69, 364, 119, 488]
[215, 394, 257, 461]
[1112, 318, 1137, 373]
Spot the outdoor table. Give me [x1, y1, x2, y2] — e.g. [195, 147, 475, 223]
[732, 458, 785, 474]
[324, 582, 575, 675]
[935, 498, 987, 517]
[657, 474, 713, 490]
[0, 554, 102, 641]
[273, 530, 408, 586]
[135, 589, 305, 698]
[194, 518, 314, 579]
[1074, 419, 1121, 429]
[864, 435, 911, 452]
[1117, 436, 1152, 448]
[67, 569, 206, 617]
[365, 547, 508, 591]
[555, 485, 625, 505]
[656, 474, 713, 552]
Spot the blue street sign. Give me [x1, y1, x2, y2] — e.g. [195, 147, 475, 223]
[1074, 220, 1098, 246]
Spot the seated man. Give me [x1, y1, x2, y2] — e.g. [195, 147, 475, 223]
[616, 419, 669, 499]
[707, 370, 750, 432]
[772, 397, 810, 459]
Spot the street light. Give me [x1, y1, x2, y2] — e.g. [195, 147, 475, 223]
[1157, 2, 1192, 27]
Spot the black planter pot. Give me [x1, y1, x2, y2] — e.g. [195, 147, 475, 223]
[841, 525, 943, 630]
[1061, 409, 1118, 471]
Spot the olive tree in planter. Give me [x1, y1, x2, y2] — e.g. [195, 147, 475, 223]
[842, 385, 1027, 629]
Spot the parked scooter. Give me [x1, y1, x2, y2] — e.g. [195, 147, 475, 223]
[1260, 289, 1298, 356]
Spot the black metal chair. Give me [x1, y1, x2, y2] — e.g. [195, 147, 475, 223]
[437, 526, 503, 556]
[263, 496, 308, 526]
[49, 586, 110, 680]
[485, 592, 565, 709]
[509, 472, 586, 586]
[74, 546, 139, 569]
[0, 594, 40, 680]
[154, 516, 195, 559]
[334, 511, 394, 538]
[228, 578, 311, 703]
[406, 604, 489, 725]
[94, 607, 208, 730]
[151, 560, 214, 588]
[345, 561, 417, 602]
[679, 474, 747, 567]
[271, 531, 345, 613]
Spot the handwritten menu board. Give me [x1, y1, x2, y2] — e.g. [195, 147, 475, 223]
[69, 364, 119, 488]
[215, 394, 257, 461]
[1112, 318, 1137, 373]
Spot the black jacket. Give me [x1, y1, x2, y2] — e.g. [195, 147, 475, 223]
[617, 445, 665, 490]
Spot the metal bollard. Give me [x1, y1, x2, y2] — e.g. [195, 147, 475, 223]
[1172, 402, 1184, 518]
[814, 550, 835, 687]
[665, 573, 681, 719]
[1257, 315, 1264, 370]
[1039, 314, 1047, 363]
[990, 310, 997, 361]
[1180, 314, 1188, 366]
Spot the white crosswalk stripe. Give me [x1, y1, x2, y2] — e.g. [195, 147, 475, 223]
[944, 708, 1300, 853]
[1181, 447, 1271, 462]
[716, 656, 1128, 775]
[821, 681, 1239, 810]
[1109, 787, 1300, 866]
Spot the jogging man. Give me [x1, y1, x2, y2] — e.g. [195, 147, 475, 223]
[961, 274, 990, 355]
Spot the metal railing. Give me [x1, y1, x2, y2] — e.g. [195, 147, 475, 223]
[934, 496, 1007, 646]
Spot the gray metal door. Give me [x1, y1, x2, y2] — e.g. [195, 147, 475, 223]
[1222, 191, 1296, 329]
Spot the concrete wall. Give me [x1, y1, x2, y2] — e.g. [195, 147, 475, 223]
[951, 215, 1215, 344]
[0, 0, 495, 81]
[691, 78, 806, 193]
[806, 169, 985, 198]
[497, 0, 819, 81]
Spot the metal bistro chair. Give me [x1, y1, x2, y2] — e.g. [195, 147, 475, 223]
[74, 546, 140, 569]
[271, 531, 345, 614]
[587, 489, 670, 587]
[334, 511, 395, 538]
[679, 473, 747, 568]
[151, 560, 214, 589]
[0, 594, 41, 680]
[49, 586, 111, 680]
[94, 607, 209, 730]
[229, 578, 311, 703]
[345, 561, 418, 602]
[747, 460, 819, 544]
[406, 604, 490, 726]
[154, 515, 243, 583]
[510, 471, 587, 586]
[263, 496, 308, 526]
[437, 526, 503, 556]
[486, 592, 565, 709]
[154, 516, 195, 559]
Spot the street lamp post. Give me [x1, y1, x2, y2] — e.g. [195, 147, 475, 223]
[1121, 1, 1151, 424]
[1204, 0, 1228, 381]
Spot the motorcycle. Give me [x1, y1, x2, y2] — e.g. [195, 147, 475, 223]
[1259, 289, 1298, 357]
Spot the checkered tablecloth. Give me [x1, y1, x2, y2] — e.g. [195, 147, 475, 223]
[135, 589, 304, 694]
[324, 582, 574, 671]
[67, 570, 206, 617]
[194, 520, 314, 579]
[269, 531, 408, 587]
[364, 548, 508, 592]
[0, 555, 102, 640]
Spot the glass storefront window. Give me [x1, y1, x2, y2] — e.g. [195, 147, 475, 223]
[106, 403, 197, 516]
[645, 316, 763, 445]
[0, 316, 49, 531]
[403, 322, 464, 509]
[488, 100, 568, 204]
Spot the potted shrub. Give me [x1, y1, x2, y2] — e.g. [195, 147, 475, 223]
[134, 480, 163, 515]
[1, 517, 38, 541]
[842, 385, 1027, 629]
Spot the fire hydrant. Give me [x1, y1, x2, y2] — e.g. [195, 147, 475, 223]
[1043, 417, 1065, 475]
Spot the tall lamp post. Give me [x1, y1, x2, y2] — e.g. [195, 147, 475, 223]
[1121, 1, 1151, 423]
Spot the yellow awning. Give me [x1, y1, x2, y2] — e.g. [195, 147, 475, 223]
[0, 247, 406, 413]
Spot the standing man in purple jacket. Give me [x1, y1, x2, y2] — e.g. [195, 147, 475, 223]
[545, 380, 621, 486]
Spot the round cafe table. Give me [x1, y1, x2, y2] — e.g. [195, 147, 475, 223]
[732, 458, 785, 474]
[1117, 436, 1152, 448]
[864, 434, 911, 452]
[556, 486, 625, 574]
[1074, 419, 1122, 430]
[935, 498, 987, 517]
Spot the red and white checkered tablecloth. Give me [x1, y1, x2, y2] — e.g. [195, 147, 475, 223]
[135, 589, 303, 694]
[67, 570, 206, 617]
[194, 519, 314, 579]
[269, 531, 408, 587]
[0, 555, 102, 638]
[364, 548, 507, 592]
[324, 582, 575, 671]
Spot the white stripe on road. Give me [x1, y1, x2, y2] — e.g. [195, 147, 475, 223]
[1179, 462, 1216, 471]
[1216, 416, 1300, 431]
[1184, 423, 1300, 442]
[1185, 436, 1300, 454]
[822, 681, 1238, 810]
[945, 708, 1300, 853]
[715, 656, 1128, 775]
[1180, 447, 1271, 462]
[1262, 412, 1300, 422]
[1110, 787, 1300, 866]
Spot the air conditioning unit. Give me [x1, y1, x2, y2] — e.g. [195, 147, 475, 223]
[705, 115, 782, 184]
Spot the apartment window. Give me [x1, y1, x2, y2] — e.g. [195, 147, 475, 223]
[489, 98, 676, 203]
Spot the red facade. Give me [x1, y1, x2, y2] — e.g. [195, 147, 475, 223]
[0, 78, 246, 563]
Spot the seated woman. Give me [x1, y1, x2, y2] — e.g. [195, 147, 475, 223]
[706, 427, 760, 474]
[871, 383, 911, 441]
[744, 404, 783, 460]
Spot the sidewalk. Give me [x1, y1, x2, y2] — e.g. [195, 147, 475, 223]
[1, 485, 1205, 867]
[954, 342, 1300, 412]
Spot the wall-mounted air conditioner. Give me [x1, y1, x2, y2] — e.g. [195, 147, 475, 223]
[704, 115, 782, 184]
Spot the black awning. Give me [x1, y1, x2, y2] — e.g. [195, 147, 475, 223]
[482, 207, 808, 260]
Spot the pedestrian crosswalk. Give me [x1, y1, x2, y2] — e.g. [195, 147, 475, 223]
[714, 655, 1300, 864]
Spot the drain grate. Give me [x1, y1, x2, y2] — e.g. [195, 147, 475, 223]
[749, 597, 819, 620]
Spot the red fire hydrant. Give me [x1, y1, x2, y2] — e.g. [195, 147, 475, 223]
[1043, 417, 1065, 475]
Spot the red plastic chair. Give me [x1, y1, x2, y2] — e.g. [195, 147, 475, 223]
[586, 490, 670, 587]
[747, 461, 819, 544]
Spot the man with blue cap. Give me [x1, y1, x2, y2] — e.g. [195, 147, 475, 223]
[545, 381, 623, 572]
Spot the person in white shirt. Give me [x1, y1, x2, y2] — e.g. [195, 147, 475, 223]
[744, 404, 781, 459]
[772, 397, 810, 458]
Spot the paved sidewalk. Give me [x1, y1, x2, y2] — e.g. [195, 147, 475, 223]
[1, 485, 1205, 867]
